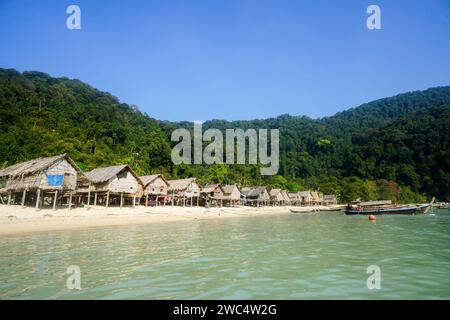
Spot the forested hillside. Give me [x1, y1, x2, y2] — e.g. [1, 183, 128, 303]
[1, 68, 449, 202]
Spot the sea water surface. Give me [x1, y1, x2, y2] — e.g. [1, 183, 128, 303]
[1, 209, 449, 299]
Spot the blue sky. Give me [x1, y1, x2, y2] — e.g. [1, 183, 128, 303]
[1, 0, 450, 121]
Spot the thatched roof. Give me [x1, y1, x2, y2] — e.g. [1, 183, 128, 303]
[288, 192, 300, 200]
[269, 189, 282, 196]
[85, 164, 142, 184]
[0, 154, 82, 178]
[269, 188, 285, 201]
[140, 174, 168, 187]
[201, 184, 222, 193]
[241, 186, 268, 199]
[310, 191, 322, 201]
[222, 184, 240, 194]
[299, 191, 312, 198]
[281, 190, 291, 202]
[168, 178, 197, 191]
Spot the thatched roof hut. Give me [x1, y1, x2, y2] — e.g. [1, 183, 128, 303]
[82, 164, 143, 196]
[199, 184, 225, 207]
[241, 186, 270, 205]
[201, 184, 224, 198]
[167, 178, 200, 197]
[0, 154, 87, 209]
[310, 191, 323, 204]
[269, 189, 285, 204]
[222, 184, 241, 201]
[299, 191, 313, 205]
[0, 154, 85, 193]
[140, 174, 169, 196]
[281, 190, 291, 204]
[288, 192, 300, 200]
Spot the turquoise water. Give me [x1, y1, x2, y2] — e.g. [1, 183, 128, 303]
[1, 210, 449, 299]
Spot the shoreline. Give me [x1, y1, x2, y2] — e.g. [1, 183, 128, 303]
[0, 204, 330, 236]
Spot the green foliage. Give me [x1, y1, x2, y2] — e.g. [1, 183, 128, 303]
[0, 68, 448, 202]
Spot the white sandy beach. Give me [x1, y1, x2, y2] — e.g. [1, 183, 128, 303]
[0, 204, 331, 236]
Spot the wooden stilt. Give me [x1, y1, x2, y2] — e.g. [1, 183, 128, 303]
[183, 195, 186, 207]
[53, 190, 58, 211]
[35, 189, 41, 210]
[41, 191, 44, 207]
[145, 194, 148, 207]
[21, 190, 26, 207]
[133, 195, 136, 207]
[190, 196, 193, 207]
[87, 189, 91, 208]
[94, 192, 97, 206]
[68, 192, 73, 210]
[120, 193, 123, 208]
[155, 195, 158, 206]
[106, 191, 110, 207]
[7, 192, 11, 206]
[196, 196, 199, 206]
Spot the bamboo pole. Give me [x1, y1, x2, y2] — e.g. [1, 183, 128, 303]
[87, 190, 91, 208]
[41, 191, 44, 208]
[94, 192, 97, 206]
[120, 193, 123, 208]
[7, 191, 11, 206]
[21, 190, 26, 207]
[145, 194, 148, 207]
[106, 191, 110, 207]
[35, 189, 41, 209]
[53, 190, 58, 211]
[68, 192, 73, 210]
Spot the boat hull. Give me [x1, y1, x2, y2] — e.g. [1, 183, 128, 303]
[345, 204, 431, 215]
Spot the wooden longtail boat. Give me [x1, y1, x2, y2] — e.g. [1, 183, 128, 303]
[345, 198, 435, 215]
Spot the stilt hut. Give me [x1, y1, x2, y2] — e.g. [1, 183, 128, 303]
[140, 174, 169, 206]
[288, 192, 302, 206]
[269, 189, 285, 206]
[167, 178, 200, 207]
[299, 191, 313, 206]
[0, 154, 86, 210]
[310, 191, 323, 205]
[200, 184, 224, 207]
[241, 186, 270, 207]
[323, 194, 338, 205]
[222, 184, 242, 207]
[79, 165, 143, 208]
[281, 190, 291, 205]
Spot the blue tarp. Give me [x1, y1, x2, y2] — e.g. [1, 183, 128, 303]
[47, 174, 64, 187]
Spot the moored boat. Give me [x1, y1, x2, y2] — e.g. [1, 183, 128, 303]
[318, 205, 346, 212]
[345, 198, 434, 215]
